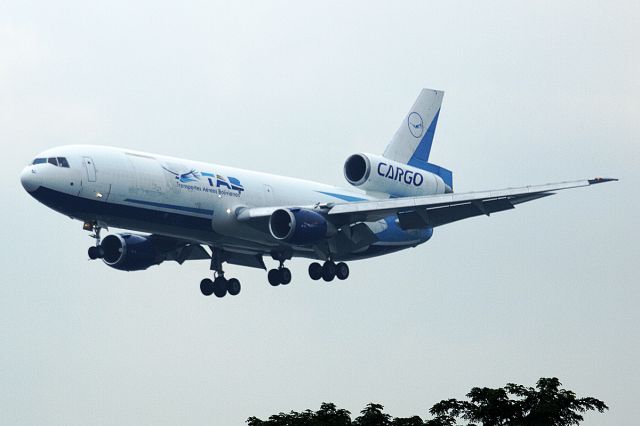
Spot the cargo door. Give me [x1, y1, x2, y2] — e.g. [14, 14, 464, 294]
[263, 184, 275, 206]
[83, 157, 96, 182]
[80, 156, 111, 201]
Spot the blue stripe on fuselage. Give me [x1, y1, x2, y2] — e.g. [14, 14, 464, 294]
[315, 191, 367, 202]
[123, 198, 213, 215]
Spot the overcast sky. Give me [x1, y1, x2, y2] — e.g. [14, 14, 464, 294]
[1, 1, 638, 425]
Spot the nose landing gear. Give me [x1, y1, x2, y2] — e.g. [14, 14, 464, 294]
[85, 222, 105, 260]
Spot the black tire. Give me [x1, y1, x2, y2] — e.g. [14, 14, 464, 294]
[308, 262, 322, 280]
[88, 246, 101, 260]
[200, 278, 214, 296]
[227, 278, 241, 296]
[212, 277, 228, 298]
[280, 268, 292, 285]
[268, 269, 281, 286]
[322, 262, 336, 282]
[335, 262, 350, 280]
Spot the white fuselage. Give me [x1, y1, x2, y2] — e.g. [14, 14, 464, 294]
[20, 145, 434, 261]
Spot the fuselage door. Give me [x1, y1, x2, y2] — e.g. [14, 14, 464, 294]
[83, 157, 97, 182]
[80, 156, 110, 202]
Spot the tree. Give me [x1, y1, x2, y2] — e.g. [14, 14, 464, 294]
[423, 415, 456, 426]
[505, 377, 608, 426]
[246, 402, 351, 426]
[353, 403, 392, 426]
[315, 402, 352, 426]
[392, 415, 425, 425]
[247, 378, 607, 425]
[428, 377, 608, 426]
[429, 386, 519, 425]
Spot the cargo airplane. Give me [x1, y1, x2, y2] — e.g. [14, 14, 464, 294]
[20, 89, 616, 298]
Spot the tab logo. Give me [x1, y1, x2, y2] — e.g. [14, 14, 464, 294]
[163, 166, 244, 193]
[202, 173, 245, 192]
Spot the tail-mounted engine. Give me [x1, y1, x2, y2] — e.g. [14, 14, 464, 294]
[344, 153, 449, 197]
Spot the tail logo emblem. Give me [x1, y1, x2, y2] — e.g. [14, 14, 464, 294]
[408, 112, 424, 138]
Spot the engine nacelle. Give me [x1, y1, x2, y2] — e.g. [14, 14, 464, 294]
[101, 234, 163, 271]
[344, 153, 449, 197]
[269, 208, 334, 245]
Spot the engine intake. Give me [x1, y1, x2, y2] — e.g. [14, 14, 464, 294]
[344, 154, 371, 186]
[269, 208, 333, 245]
[101, 234, 163, 271]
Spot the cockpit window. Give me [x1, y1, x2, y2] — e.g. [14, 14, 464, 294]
[31, 156, 70, 167]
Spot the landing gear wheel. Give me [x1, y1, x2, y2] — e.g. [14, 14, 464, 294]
[322, 261, 336, 282]
[308, 262, 322, 280]
[227, 278, 241, 296]
[280, 268, 292, 285]
[200, 278, 214, 296]
[268, 269, 281, 286]
[335, 262, 349, 280]
[88, 245, 103, 260]
[212, 277, 228, 298]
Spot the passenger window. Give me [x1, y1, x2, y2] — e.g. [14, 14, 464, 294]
[57, 157, 70, 168]
[48, 157, 58, 166]
[32, 158, 46, 165]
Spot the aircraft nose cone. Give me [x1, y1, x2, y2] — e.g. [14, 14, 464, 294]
[20, 166, 41, 192]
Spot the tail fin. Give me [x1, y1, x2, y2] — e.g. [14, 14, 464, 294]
[383, 89, 453, 190]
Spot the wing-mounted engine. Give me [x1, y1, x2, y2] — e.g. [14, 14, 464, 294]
[100, 233, 209, 271]
[344, 153, 449, 197]
[268, 208, 336, 245]
[101, 234, 161, 271]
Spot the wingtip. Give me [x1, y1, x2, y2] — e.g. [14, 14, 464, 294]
[588, 177, 619, 185]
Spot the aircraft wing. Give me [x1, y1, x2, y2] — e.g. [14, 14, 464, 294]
[148, 234, 211, 263]
[326, 177, 617, 229]
[148, 234, 267, 270]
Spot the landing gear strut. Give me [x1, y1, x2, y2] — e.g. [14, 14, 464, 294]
[201, 247, 241, 298]
[308, 260, 349, 282]
[85, 222, 104, 260]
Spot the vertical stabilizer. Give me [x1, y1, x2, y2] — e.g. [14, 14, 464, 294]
[383, 89, 444, 164]
[382, 89, 453, 190]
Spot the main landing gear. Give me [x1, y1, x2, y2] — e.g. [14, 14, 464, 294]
[267, 252, 291, 287]
[201, 248, 241, 298]
[268, 253, 292, 286]
[267, 266, 292, 286]
[200, 275, 241, 298]
[308, 260, 349, 282]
